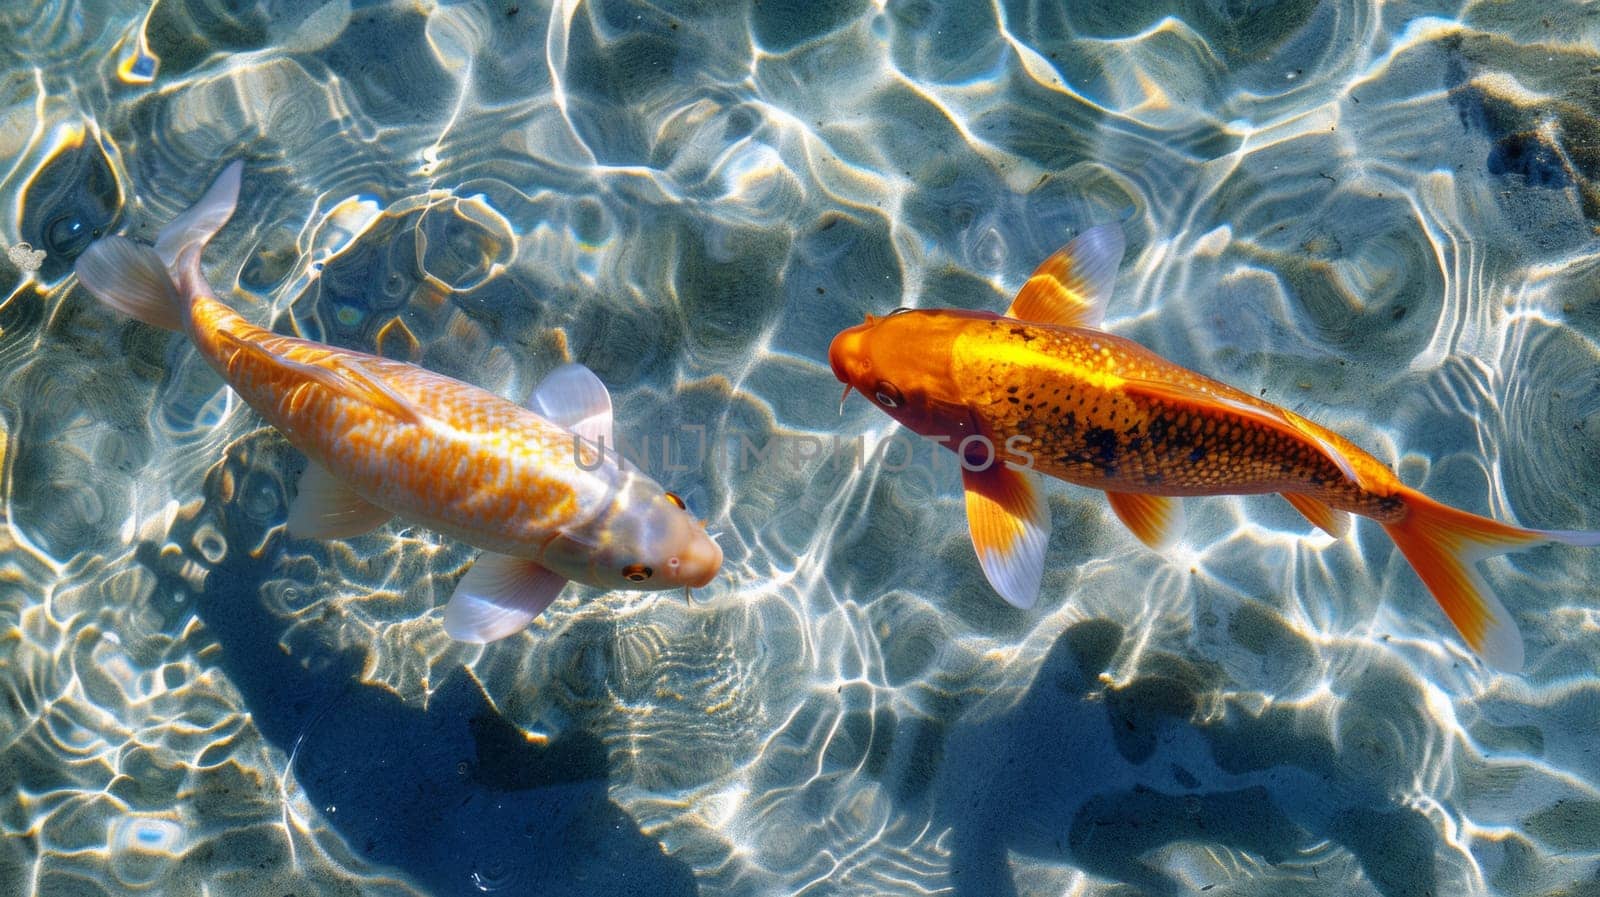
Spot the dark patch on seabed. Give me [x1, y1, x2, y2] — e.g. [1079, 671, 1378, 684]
[895, 621, 1442, 897]
[1442, 32, 1600, 223]
[136, 434, 697, 897]
[16, 134, 119, 282]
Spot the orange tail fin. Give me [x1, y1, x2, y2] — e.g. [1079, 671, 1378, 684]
[1383, 488, 1600, 671]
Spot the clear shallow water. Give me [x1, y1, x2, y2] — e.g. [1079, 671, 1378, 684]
[3, 1, 1600, 895]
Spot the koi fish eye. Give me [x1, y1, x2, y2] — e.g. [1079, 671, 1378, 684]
[664, 491, 686, 510]
[873, 380, 904, 408]
[623, 564, 653, 582]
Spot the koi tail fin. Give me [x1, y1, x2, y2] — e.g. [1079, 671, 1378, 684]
[74, 235, 187, 331]
[72, 161, 243, 333]
[1383, 488, 1600, 671]
[152, 160, 242, 270]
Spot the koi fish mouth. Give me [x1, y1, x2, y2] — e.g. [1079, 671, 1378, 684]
[827, 319, 874, 389]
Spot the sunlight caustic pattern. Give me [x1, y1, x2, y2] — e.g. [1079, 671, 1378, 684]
[2, 0, 1600, 895]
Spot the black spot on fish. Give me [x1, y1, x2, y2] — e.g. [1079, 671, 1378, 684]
[1147, 416, 1170, 445]
[1084, 426, 1119, 468]
[1188, 446, 1208, 463]
[1061, 411, 1077, 436]
[1143, 472, 1164, 485]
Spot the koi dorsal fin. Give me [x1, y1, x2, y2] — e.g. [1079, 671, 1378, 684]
[218, 333, 423, 425]
[1120, 378, 1369, 491]
[1004, 223, 1125, 328]
[527, 362, 614, 447]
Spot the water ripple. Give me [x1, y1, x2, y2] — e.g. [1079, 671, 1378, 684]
[4, 1, 1600, 896]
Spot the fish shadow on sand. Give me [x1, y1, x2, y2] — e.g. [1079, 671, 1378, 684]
[136, 435, 696, 897]
[922, 621, 1442, 897]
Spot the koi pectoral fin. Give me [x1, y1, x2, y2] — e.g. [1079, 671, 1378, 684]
[286, 462, 393, 539]
[1282, 492, 1350, 539]
[962, 463, 1051, 609]
[526, 362, 614, 446]
[443, 554, 569, 643]
[1105, 491, 1184, 550]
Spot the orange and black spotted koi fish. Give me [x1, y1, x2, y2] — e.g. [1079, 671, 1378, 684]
[829, 224, 1598, 670]
[75, 163, 721, 643]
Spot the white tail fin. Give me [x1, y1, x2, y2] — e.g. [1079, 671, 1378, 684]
[72, 161, 244, 333]
[74, 236, 186, 332]
[154, 160, 243, 269]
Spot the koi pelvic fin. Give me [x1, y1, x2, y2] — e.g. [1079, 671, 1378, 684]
[286, 462, 393, 539]
[1105, 491, 1185, 550]
[1282, 492, 1350, 539]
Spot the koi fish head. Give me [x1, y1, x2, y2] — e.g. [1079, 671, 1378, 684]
[828, 308, 989, 439]
[545, 475, 722, 592]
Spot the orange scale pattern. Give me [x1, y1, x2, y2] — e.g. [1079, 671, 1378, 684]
[186, 295, 598, 557]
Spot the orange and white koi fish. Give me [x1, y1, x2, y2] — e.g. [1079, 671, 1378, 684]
[75, 162, 721, 643]
[829, 224, 1597, 670]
